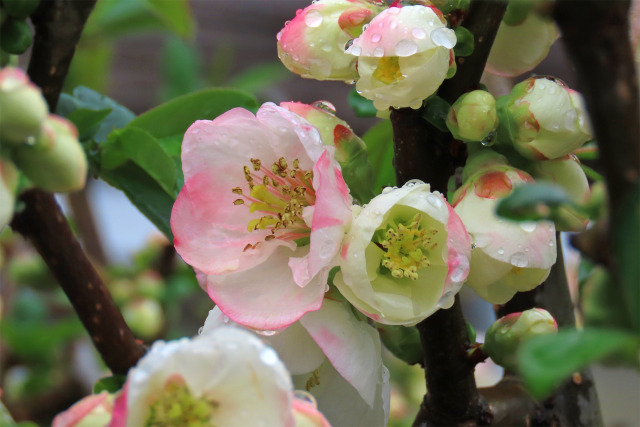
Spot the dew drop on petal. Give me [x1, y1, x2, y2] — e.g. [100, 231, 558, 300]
[260, 348, 280, 365]
[390, 20, 398, 30]
[411, 27, 426, 39]
[430, 27, 457, 49]
[294, 391, 318, 406]
[312, 100, 336, 114]
[497, 247, 505, 255]
[382, 186, 394, 194]
[371, 33, 382, 43]
[373, 46, 384, 57]
[564, 109, 578, 131]
[450, 257, 469, 282]
[198, 327, 204, 335]
[510, 252, 529, 268]
[255, 329, 280, 337]
[426, 194, 443, 209]
[222, 315, 230, 324]
[395, 39, 418, 56]
[324, 284, 330, 292]
[276, 31, 282, 41]
[549, 240, 555, 247]
[481, 131, 497, 146]
[520, 221, 537, 232]
[305, 9, 323, 28]
[348, 45, 362, 56]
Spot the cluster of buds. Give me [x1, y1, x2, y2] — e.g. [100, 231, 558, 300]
[0, 67, 87, 229]
[278, 1, 459, 112]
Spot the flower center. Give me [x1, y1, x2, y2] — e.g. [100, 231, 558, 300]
[373, 56, 405, 84]
[375, 213, 438, 280]
[145, 376, 218, 427]
[233, 157, 315, 250]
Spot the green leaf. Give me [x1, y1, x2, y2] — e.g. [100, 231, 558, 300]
[362, 120, 396, 190]
[66, 108, 112, 140]
[348, 88, 378, 118]
[159, 35, 204, 101]
[102, 127, 178, 196]
[229, 62, 291, 96]
[518, 328, 640, 399]
[496, 182, 576, 221]
[93, 375, 127, 394]
[612, 181, 640, 333]
[422, 95, 451, 132]
[127, 88, 259, 139]
[100, 163, 176, 240]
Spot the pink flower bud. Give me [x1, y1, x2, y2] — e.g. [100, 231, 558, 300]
[453, 156, 557, 304]
[277, 0, 386, 81]
[52, 392, 115, 427]
[348, 5, 456, 110]
[12, 114, 87, 192]
[0, 66, 48, 144]
[497, 78, 593, 160]
[483, 308, 557, 371]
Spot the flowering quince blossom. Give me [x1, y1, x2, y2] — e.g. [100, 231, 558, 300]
[347, 4, 456, 110]
[452, 151, 557, 304]
[203, 299, 390, 427]
[497, 77, 592, 160]
[52, 392, 114, 427]
[171, 103, 352, 330]
[333, 181, 471, 326]
[108, 327, 297, 427]
[277, 0, 387, 81]
[485, 12, 558, 78]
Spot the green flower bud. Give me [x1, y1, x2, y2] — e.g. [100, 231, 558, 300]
[123, 298, 164, 339]
[446, 90, 498, 142]
[0, 18, 33, 54]
[0, 67, 48, 144]
[530, 154, 590, 231]
[0, 158, 18, 230]
[497, 78, 593, 160]
[12, 114, 87, 192]
[483, 308, 557, 371]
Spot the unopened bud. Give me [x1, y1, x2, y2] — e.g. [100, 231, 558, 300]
[483, 308, 557, 371]
[122, 298, 164, 339]
[52, 392, 114, 427]
[0, 158, 18, 230]
[497, 77, 593, 160]
[12, 114, 87, 192]
[446, 90, 498, 142]
[0, 67, 48, 144]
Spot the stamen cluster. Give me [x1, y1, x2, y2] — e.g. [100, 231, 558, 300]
[146, 377, 218, 427]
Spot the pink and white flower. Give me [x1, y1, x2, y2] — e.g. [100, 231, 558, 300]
[171, 103, 352, 330]
[452, 153, 557, 304]
[110, 327, 295, 427]
[203, 299, 390, 427]
[333, 181, 471, 326]
[347, 5, 456, 110]
[277, 0, 387, 81]
[53, 392, 114, 427]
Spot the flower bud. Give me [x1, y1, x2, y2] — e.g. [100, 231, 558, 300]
[348, 5, 456, 110]
[483, 308, 557, 371]
[12, 114, 87, 192]
[0, 67, 48, 144]
[530, 154, 590, 231]
[280, 100, 375, 202]
[122, 298, 164, 339]
[334, 180, 471, 326]
[52, 392, 114, 427]
[452, 156, 557, 304]
[277, 0, 386, 81]
[0, 158, 18, 230]
[497, 78, 593, 160]
[486, 11, 558, 77]
[446, 90, 498, 142]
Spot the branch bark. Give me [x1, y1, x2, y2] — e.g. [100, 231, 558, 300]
[388, 1, 507, 425]
[10, 0, 146, 375]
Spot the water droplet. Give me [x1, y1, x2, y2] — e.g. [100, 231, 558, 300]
[480, 131, 497, 146]
[537, 81, 546, 90]
[312, 100, 336, 114]
[304, 9, 323, 28]
[549, 240, 555, 247]
[520, 221, 537, 232]
[198, 326, 204, 335]
[411, 27, 426, 39]
[362, 23, 370, 32]
[322, 44, 331, 52]
[347, 45, 362, 56]
[395, 39, 418, 56]
[549, 86, 557, 95]
[294, 391, 317, 406]
[324, 284, 330, 292]
[430, 27, 457, 49]
[222, 315, 230, 324]
[260, 348, 280, 365]
[390, 21, 398, 30]
[564, 109, 577, 131]
[450, 258, 469, 282]
[382, 186, 394, 194]
[276, 31, 282, 41]
[471, 242, 477, 249]
[373, 46, 384, 57]
[510, 252, 529, 268]
[25, 135, 36, 146]
[371, 33, 382, 43]
[319, 241, 335, 259]
[296, 8, 303, 15]
[497, 247, 505, 255]
[426, 194, 443, 209]
[388, 7, 400, 15]
[255, 329, 280, 337]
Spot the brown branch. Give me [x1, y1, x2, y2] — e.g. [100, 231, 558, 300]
[392, 1, 507, 425]
[68, 181, 108, 266]
[9, 0, 146, 375]
[554, 0, 640, 333]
